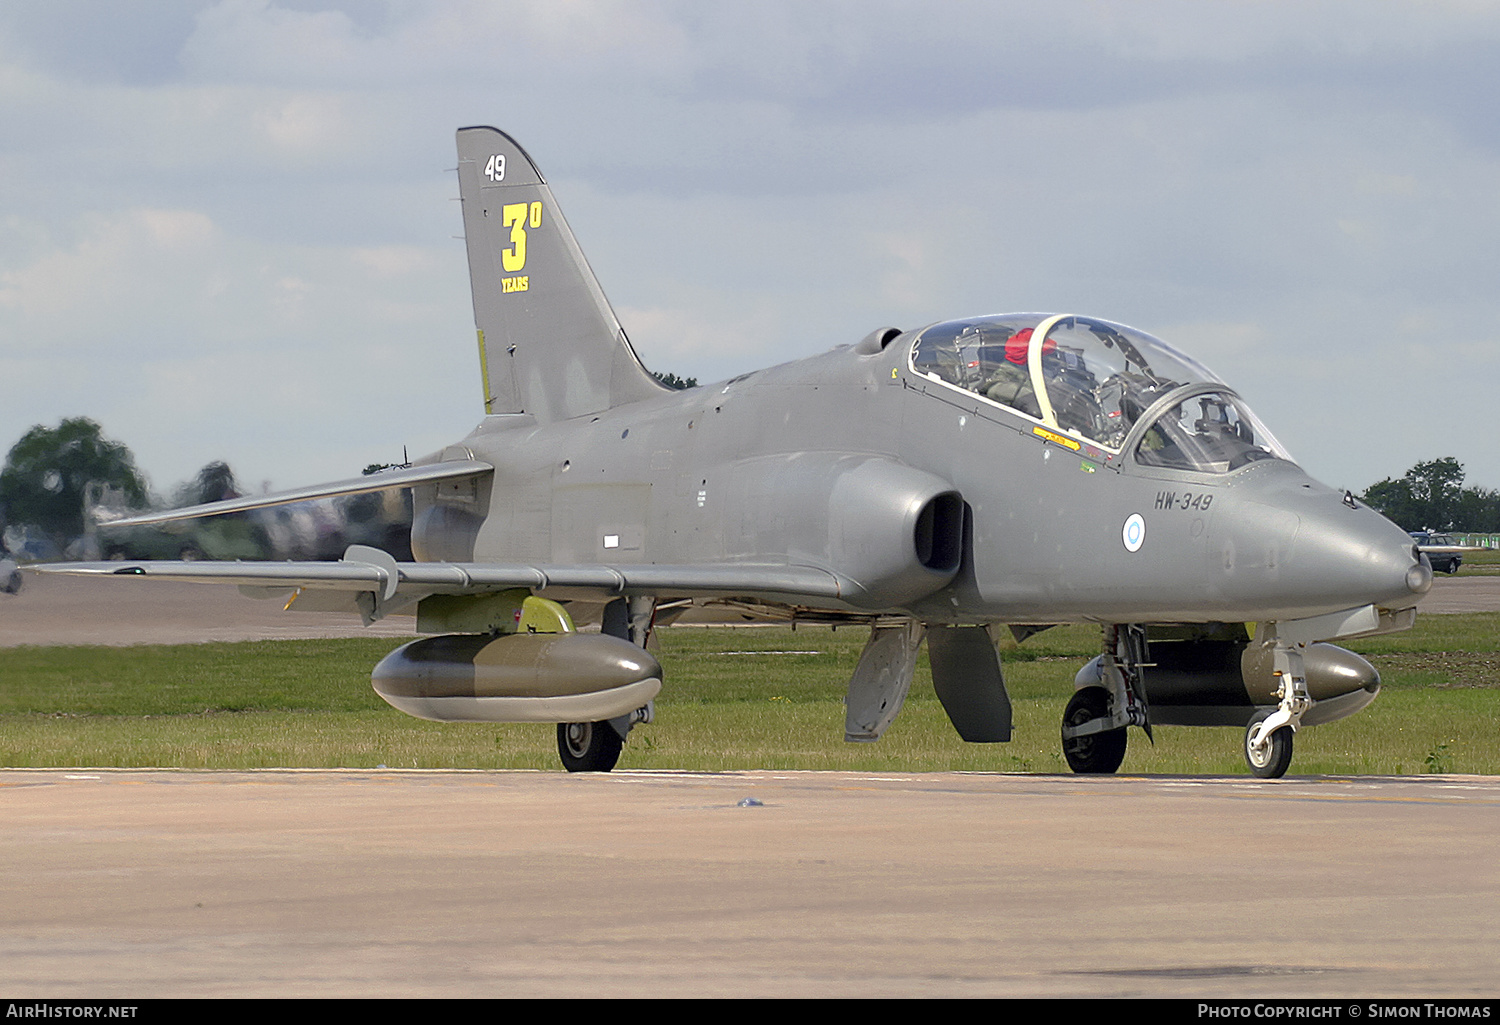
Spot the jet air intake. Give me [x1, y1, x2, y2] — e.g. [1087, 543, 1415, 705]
[914, 491, 965, 574]
[717, 454, 964, 610]
[372, 632, 662, 723]
[831, 467, 965, 608]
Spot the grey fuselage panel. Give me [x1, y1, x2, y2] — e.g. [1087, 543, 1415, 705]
[419, 334, 1420, 626]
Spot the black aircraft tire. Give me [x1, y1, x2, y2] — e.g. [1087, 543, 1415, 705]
[557, 721, 623, 773]
[1245, 721, 1294, 779]
[1061, 686, 1127, 775]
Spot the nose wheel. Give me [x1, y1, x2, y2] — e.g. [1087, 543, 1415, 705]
[557, 721, 623, 773]
[1245, 718, 1294, 779]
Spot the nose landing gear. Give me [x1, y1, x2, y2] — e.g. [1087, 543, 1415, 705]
[1244, 627, 1312, 779]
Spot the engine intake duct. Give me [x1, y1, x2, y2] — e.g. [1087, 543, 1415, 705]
[914, 492, 964, 573]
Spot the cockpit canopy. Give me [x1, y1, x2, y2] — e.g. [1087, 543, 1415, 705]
[909, 314, 1292, 474]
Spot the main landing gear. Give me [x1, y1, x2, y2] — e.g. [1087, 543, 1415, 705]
[1061, 686, 1127, 774]
[557, 721, 623, 773]
[557, 595, 658, 773]
[1061, 625, 1151, 775]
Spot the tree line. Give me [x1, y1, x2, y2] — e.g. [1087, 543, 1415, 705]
[0, 418, 410, 562]
[1358, 457, 1500, 533]
[2, 371, 709, 559]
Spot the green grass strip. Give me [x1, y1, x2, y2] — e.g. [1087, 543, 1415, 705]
[1, 614, 1496, 775]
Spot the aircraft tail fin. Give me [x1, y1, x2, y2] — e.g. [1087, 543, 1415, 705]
[456, 126, 666, 422]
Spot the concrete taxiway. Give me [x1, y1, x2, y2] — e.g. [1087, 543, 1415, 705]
[1415, 574, 1500, 613]
[0, 571, 418, 646]
[2, 768, 1498, 998]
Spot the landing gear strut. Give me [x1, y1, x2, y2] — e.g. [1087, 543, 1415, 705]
[558, 595, 657, 773]
[1244, 626, 1311, 779]
[1060, 624, 1152, 775]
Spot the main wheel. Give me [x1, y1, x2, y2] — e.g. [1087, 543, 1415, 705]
[557, 721, 623, 773]
[1062, 686, 1127, 774]
[1244, 720, 1294, 779]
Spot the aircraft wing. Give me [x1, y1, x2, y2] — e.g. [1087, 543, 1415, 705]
[37, 549, 851, 622]
[98, 460, 493, 528]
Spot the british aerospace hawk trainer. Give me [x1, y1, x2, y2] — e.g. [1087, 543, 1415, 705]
[48, 127, 1431, 778]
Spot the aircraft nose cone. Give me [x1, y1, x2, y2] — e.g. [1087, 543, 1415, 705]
[1407, 554, 1433, 595]
[1288, 494, 1427, 610]
[1214, 468, 1426, 618]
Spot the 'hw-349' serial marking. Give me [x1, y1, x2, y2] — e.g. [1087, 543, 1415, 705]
[1155, 490, 1213, 511]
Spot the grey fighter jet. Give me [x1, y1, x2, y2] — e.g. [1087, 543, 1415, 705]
[45, 127, 1432, 779]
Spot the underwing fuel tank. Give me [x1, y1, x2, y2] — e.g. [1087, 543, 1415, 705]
[372, 632, 662, 723]
[1079, 633, 1381, 727]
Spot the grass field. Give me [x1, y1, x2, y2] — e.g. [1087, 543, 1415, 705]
[1454, 546, 1500, 575]
[2, 611, 1497, 775]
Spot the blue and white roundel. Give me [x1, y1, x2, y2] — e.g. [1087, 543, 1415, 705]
[1122, 513, 1146, 553]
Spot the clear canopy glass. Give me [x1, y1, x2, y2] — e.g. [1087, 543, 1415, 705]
[1133, 390, 1290, 473]
[908, 314, 1292, 472]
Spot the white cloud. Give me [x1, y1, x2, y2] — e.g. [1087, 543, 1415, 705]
[617, 302, 781, 371]
[0, 208, 219, 325]
[251, 93, 362, 161]
[4, 0, 1500, 496]
[351, 244, 438, 278]
[178, 0, 695, 92]
[182, 0, 363, 83]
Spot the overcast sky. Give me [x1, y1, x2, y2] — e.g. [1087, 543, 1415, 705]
[3, 0, 1499, 498]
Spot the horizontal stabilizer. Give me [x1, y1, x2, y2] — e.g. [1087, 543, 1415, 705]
[100, 460, 493, 528]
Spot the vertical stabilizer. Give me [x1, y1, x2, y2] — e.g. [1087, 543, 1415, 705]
[456, 126, 666, 422]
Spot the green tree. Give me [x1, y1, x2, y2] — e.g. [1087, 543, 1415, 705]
[178, 460, 240, 506]
[651, 370, 698, 390]
[1406, 457, 1465, 529]
[0, 418, 148, 548]
[1361, 475, 1420, 530]
[1456, 485, 1500, 532]
[1361, 457, 1500, 531]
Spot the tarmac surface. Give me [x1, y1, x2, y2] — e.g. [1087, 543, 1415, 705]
[1413, 573, 1500, 613]
[0, 571, 418, 646]
[1, 570, 1497, 997]
[3, 768, 1499, 998]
